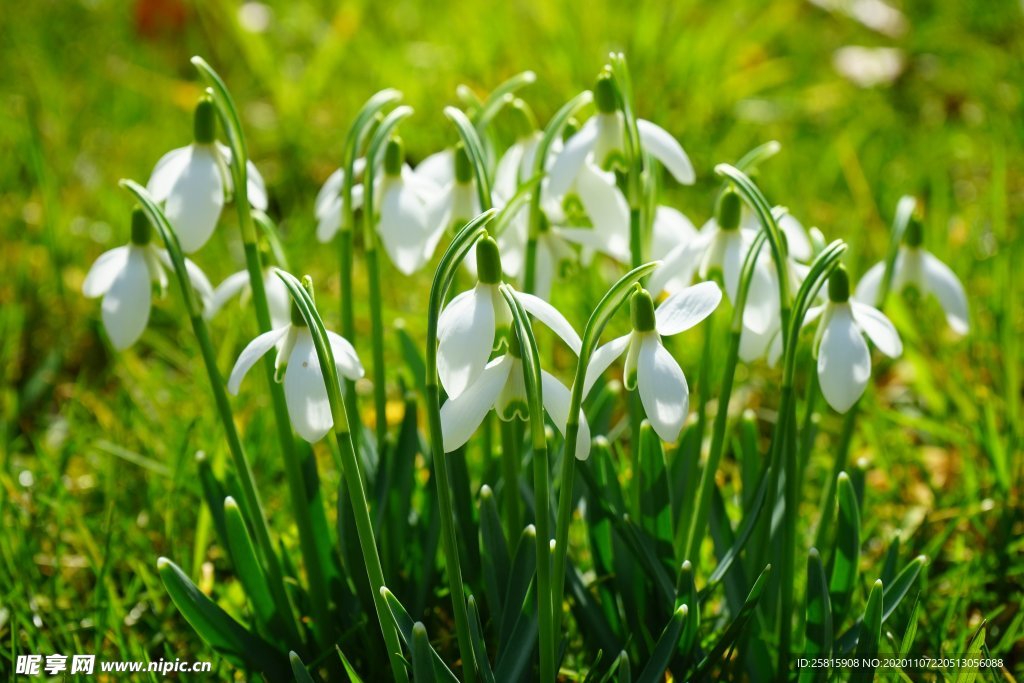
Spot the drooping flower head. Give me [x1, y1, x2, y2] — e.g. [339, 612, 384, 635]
[376, 137, 440, 275]
[206, 244, 291, 329]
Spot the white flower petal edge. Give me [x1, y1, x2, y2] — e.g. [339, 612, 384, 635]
[436, 283, 497, 398]
[655, 281, 722, 336]
[378, 180, 429, 275]
[102, 247, 152, 350]
[517, 292, 582, 355]
[207, 271, 250, 319]
[575, 163, 630, 247]
[326, 331, 365, 379]
[147, 147, 190, 201]
[83, 246, 131, 298]
[582, 334, 631, 397]
[440, 356, 513, 452]
[547, 119, 599, 198]
[636, 334, 689, 442]
[850, 302, 902, 357]
[651, 206, 697, 259]
[227, 326, 290, 394]
[637, 119, 695, 185]
[817, 306, 871, 413]
[853, 261, 885, 306]
[163, 145, 225, 254]
[284, 331, 334, 442]
[540, 371, 591, 461]
[921, 251, 969, 334]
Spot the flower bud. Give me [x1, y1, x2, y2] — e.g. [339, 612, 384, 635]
[828, 265, 850, 303]
[454, 144, 473, 184]
[130, 206, 152, 246]
[193, 97, 217, 145]
[630, 288, 656, 332]
[384, 136, 404, 176]
[476, 236, 503, 284]
[595, 71, 618, 114]
[716, 189, 741, 231]
[904, 215, 924, 247]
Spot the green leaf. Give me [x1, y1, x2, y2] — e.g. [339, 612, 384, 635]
[675, 561, 700, 657]
[157, 557, 287, 678]
[799, 548, 832, 683]
[412, 622, 437, 683]
[289, 651, 317, 683]
[480, 485, 510, 621]
[851, 580, 883, 683]
[955, 623, 986, 683]
[380, 588, 459, 683]
[829, 472, 860, 628]
[222, 497, 277, 641]
[636, 605, 687, 683]
[638, 422, 672, 550]
[898, 596, 921, 658]
[700, 465, 771, 599]
[467, 595, 496, 683]
[499, 526, 537, 650]
[493, 582, 538, 683]
[693, 564, 772, 680]
[836, 555, 927, 653]
[336, 645, 366, 683]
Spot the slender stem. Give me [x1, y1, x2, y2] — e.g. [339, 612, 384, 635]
[365, 245, 389, 446]
[534, 442, 556, 683]
[813, 402, 858, 552]
[501, 418, 523, 543]
[777, 383, 798, 671]
[337, 228, 360, 447]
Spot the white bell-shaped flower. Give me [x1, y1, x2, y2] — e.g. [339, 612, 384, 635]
[375, 138, 440, 275]
[207, 265, 291, 329]
[228, 300, 364, 443]
[83, 208, 213, 349]
[808, 267, 902, 413]
[853, 219, 968, 334]
[583, 282, 722, 442]
[437, 237, 582, 399]
[314, 157, 367, 243]
[146, 98, 268, 253]
[547, 73, 695, 200]
[422, 145, 482, 263]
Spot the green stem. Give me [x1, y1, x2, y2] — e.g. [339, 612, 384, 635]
[777, 383, 798, 672]
[501, 418, 523, 543]
[337, 228, 360, 446]
[365, 245, 389, 447]
[813, 402, 858, 552]
[534, 442, 556, 683]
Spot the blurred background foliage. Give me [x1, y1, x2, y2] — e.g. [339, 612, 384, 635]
[1, 0, 1022, 677]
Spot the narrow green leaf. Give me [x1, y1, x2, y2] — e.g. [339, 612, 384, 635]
[412, 622, 437, 683]
[467, 595, 496, 683]
[499, 526, 537, 650]
[675, 561, 700, 656]
[289, 651, 317, 683]
[955, 623, 986, 683]
[493, 582, 538, 683]
[638, 422, 672, 550]
[693, 564, 772, 679]
[851, 580, 884, 683]
[480, 485, 510, 620]
[380, 588, 459, 683]
[222, 497, 277, 640]
[636, 605, 687, 683]
[336, 645, 367, 683]
[799, 548, 832, 683]
[835, 555, 927, 653]
[829, 472, 860, 628]
[898, 596, 921, 658]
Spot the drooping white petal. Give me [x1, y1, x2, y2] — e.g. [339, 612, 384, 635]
[556, 226, 629, 263]
[495, 141, 526, 201]
[101, 247, 152, 350]
[423, 183, 455, 259]
[576, 163, 630, 249]
[778, 212, 812, 261]
[416, 149, 454, 188]
[739, 318, 777, 363]
[533, 234, 556, 302]
[651, 206, 697, 259]
[440, 356, 513, 452]
[817, 305, 871, 413]
[921, 250, 969, 334]
[83, 246, 130, 298]
[146, 147, 191, 201]
[517, 292, 582, 354]
[315, 168, 344, 217]
[216, 143, 269, 210]
[497, 206, 528, 278]
[637, 119, 695, 185]
[850, 301, 902, 357]
[316, 184, 365, 243]
[264, 271, 292, 329]
[647, 234, 709, 296]
[636, 333, 689, 442]
[183, 256, 215, 312]
[540, 370, 591, 461]
[437, 283, 497, 398]
[547, 119, 599, 198]
[227, 326, 290, 394]
[742, 261, 779, 335]
[207, 270, 250, 319]
[582, 334, 631, 397]
[853, 261, 885, 306]
[378, 179, 430, 275]
[655, 281, 722, 336]
[284, 330, 334, 442]
[719, 230, 745, 304]
[326, 330, 365, 380]
[163, 145, 225, 253]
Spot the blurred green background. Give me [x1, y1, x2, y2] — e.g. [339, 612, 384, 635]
[1, 0, 1021, 676]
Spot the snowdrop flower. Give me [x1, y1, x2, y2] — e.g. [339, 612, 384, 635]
[207, 263, 291, 329]
[437, 237, 582, 398]
[740, 207, 813, 262]
[547, 72, 695, 200]
[853, 218, 968, 334]
[441, 332, 591, 460]
[83, 208, 213, 349]
[228, 291, 364, 442]
[809, 266, 902, 413]
[583, 282, 722, 442]
[494, 99, 542, 202]
[146, 98, 268, 253]
[424, 145, 481, 262]
[376, 137, 440, 274]
[314, 157, 366, 243]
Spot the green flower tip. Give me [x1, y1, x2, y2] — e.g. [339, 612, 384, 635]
[630, 288, 656, 332]
[130, 206, 152, 245]
[476, 236, 503, 284]
[507, 325, 522, 359]
[193, 97, 217, 144]
[454, 143, 472, 184]
[594, 70, 618, 114]
[563, 117, 580, 141]
[300, 275, 316, 301]
[384, 136, 404, 176]
[904, 214, 924, 247]
[224, 496, 238, 511]
[828, 265, 850, 303]
[509, 98, 536, 138]
[156, 557, 170, 570]
[716, 189, 742, 230]
[288, 276, 315, 327]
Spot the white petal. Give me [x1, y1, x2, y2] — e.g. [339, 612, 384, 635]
[853, 261, 885, 306]
[540, 370, 591, 461]
[518, 292, 582, 354]
[921, 250, 969, 334]
[739, 319, 776, 363]
[720, 231, 745, 304]
[416, 149, 455, 188]
[183, 256, 215, 312]
[636, 334, 689, 442]
[207, 271, 250, 319]
[246, 161, 268, 210]
[547, 119, 599, 198]
[264, 271, 292, 329]
[534, 236, 555, 301]
[440, 356, 512, 452]
[326, 330, 365, 380]
[101, 247, 152, 350]
[742, 262, 779, 335]
[227, 326, 289, 394]
[83, 246, 130, 298]
[315, 168, 345, 217]
[437, 283, 497, 398]
[651, 206, 697, 258]
[850, 301, 902, 357]
[655, 281, 722, 336]
[146, 147, 190, 201]
[637, 119, 695, 185]
[647, 235, 709, 296]
[378, 180, 430, 275]
[576, 163, 630, 250]
[582, 334, 630, 397]
[778, 212, 812, 261]
[163, 145, 225, 253]
[495, 141, 526, 201]
[556, 226, 629, 263]
[284, 331, 334, 442]
[817, 305, 871, 413]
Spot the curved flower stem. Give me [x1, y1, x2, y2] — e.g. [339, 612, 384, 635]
[191, 57, 331, 649]
[425, 213, 497, 683]
[276, 270, 408, 683]
[122, 180, 302, 648]
[500, 417, 523, 542]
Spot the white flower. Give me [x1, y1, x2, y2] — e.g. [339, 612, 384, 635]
[423, 146, 481, 262]
[207, 268, 291, 329]
[808, 268, 902, 413]
[228, 318, 364, 443]
[83, 210, 213, 350]
[495, 130, 542, 202]
[375, 139, 443, 275]
[740, 208, 813, 262]
[438, 238, 582, 399]
[314, 158, 366, 243]
[583, 282, 722, 442]
[853, 239, 968, 335]
[146, 99, 267, 253]
[440, 351, 592, 460]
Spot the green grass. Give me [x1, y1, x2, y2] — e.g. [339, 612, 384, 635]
[1, 0, 1022, 679]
